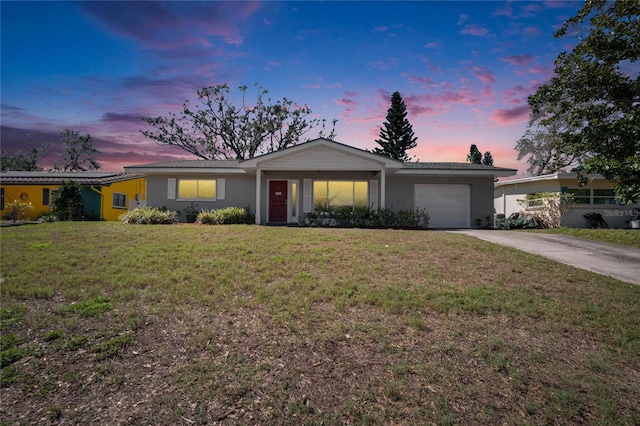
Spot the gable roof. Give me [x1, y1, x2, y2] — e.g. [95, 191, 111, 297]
[122, 138, 517, 178]
[239, 138, 403, 170]
[0, 171, 144, 186]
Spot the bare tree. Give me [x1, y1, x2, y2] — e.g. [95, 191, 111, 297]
[142, 84, 337, 160]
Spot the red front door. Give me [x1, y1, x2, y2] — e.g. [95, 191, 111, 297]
[269, 180, 288, 223]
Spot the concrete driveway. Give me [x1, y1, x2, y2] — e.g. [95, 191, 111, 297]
[452, 230, 640, 285]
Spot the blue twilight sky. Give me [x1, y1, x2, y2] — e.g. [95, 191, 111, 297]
[1, 1, 583, 174]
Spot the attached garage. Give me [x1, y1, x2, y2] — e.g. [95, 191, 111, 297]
[414, 184, 470, 228]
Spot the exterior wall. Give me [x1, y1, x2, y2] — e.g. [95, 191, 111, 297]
[99, 178, 147, 221]
[0, 184, 58, 220]
[386, 175, 495, 228]
[145, 173, 255, 222]
[495, 177, 633, 228]
[494, 180, 561, 216]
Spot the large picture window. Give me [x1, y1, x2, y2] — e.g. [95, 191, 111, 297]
[313, 181, 368, 210]
[178, 179, 216, 200]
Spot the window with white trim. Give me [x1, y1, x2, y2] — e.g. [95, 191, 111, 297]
[525, 193, 544, 208]
[178, 179, 216, 200]
[112, 192, 126, 209]
[313, 181, 368, 210]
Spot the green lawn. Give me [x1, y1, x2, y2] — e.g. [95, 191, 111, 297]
[534, 227, 640, 249]
[1, 222, 639, 424]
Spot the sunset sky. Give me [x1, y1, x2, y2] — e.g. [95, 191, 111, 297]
[1, 1, 583, 175]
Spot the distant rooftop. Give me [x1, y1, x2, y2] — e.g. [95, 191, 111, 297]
[404, 162, 517, 172]
[0, 171, 144, 185]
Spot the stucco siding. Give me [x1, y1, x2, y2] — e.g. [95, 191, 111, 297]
[146, 174, 255, 222]
[0, 185, 57, 220]
[386, 175, 495, 228]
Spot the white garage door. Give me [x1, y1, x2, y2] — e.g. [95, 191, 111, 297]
[415, 184, 470, 228]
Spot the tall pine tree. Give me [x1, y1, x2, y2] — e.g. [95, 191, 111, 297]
[467, 144, 482, 164]
[481, 151, 494, 166]
[373, 92, 417, 162]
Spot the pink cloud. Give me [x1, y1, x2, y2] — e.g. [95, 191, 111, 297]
[490, 105, 530, 125]
[460, 24, 490, 37]
[524, 26, 542, 37]
[402, 74, 434, 86]
[344, 91, 357, 97]
[501, 54, 535, 66]
[492, 4, 513, 17]
[502, 85, 531, 105]
[79, 2, 260, 49]
[334, 98, 357, 107]
[472, 65, 497, 85]
[529, 65, 550, 74]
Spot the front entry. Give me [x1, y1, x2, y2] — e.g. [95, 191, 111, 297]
[269, 180, 288, 223]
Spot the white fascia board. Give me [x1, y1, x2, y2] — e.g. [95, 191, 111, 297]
[124, 167, 247, 174]
[493, 173, 605, 188]
[395, 169, 516, 177]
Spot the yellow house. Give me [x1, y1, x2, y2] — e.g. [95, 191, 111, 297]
[0, 171, 146, 221]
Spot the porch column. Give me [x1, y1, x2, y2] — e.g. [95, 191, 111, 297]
[380, 168, 386, 208]
[255, 169, 261, 224]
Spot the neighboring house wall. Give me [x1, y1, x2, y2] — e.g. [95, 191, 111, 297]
[0, 185, 58, 220]
[0, 174, 146, 221]
[96, 178, 147, 221]
[495, 174, 634, 228]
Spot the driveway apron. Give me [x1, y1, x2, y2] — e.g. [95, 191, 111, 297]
[452, 230, 640, 285]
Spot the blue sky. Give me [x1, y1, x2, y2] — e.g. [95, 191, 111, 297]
[1, 1, 583, 174]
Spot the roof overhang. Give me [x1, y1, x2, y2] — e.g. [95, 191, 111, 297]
[494, 173, 606, 188]
[123, 167, 246, 175]
[395, 169, 516, 177]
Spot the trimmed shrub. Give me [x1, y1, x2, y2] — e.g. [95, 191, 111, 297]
[197, 207, 254, 225]
[305, 207, 430, 228]
[119, 207, 178, 224]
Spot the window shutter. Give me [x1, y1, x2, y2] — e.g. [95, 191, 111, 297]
[217, 178, 225, 200]
[167, 178, 176, 200]
[43, 188, 50, 206]
[369, 180, 378, 209]
[303, 179, 312, 213]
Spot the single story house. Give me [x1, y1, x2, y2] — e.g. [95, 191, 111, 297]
[0, 171, 146, 221]
[125, 138, 516, 228]
[494, 173, 636, 228]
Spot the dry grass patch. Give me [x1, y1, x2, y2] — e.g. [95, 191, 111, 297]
[1, 222, 639, 424]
